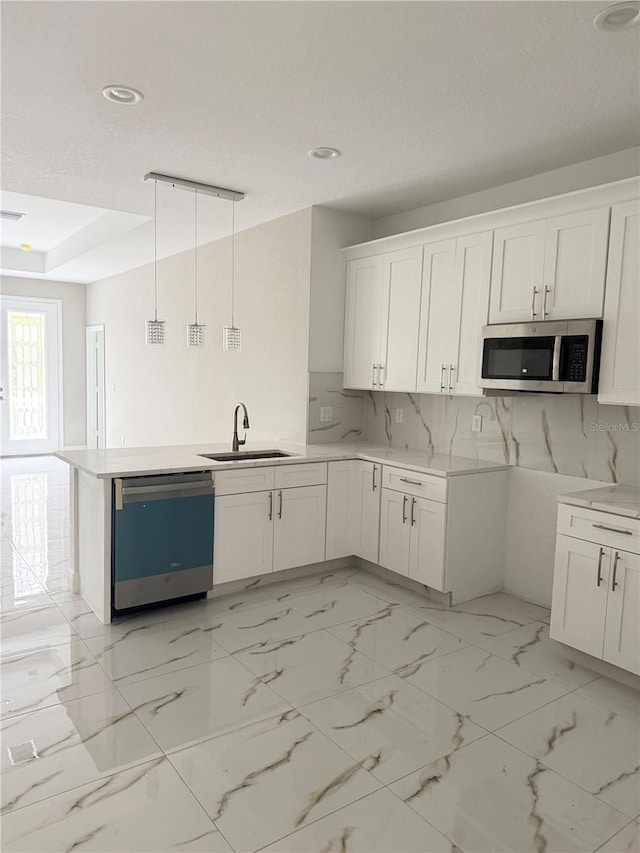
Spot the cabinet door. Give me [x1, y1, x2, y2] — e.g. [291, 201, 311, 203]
[326, 461, 354, 560]
[273, 485, 327, 572]
[542, 207, 610, 320]
[598, 200, 640, 406]
[408, 496, 446, 590]
[214, 491, 273, 584]
[343, 256, 387, 389]
[416, 240, 457, 393]
[379, 488, 410, 576]
[603, 549, 640, 675]
[354, 460, 381, 564]
[549, 535, 609, 658]
[489, 220, 546, 324]
[450, 231, 493, 396]
[381, 247, 423, 391]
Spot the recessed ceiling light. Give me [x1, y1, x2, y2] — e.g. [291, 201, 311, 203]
[308, 147, 341, 160]
[102, 85, 144, 105]
[593, 1, 640, 30]
[0, 210, 26, 222]
[18, 243, 32, 252]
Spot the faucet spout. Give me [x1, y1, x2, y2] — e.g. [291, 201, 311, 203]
[232, 403, 250, 452]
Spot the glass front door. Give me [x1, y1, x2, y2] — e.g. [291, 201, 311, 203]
[0, 298, 61, 456]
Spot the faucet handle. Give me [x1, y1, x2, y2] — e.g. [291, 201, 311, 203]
[238, 433, 247, 447]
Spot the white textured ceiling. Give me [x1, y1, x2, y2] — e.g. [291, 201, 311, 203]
[2, 0, 639, 282]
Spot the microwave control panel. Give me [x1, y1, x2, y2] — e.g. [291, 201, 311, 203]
[563, 335, 589, 382]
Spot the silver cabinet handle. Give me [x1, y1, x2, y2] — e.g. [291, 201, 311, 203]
[402, 495, 408, 524]
[440, 364, 447, 392]
[448, 364, 455, 392]
[612, 551, 620, 591]
[372, 363, 377, 388]
[278, 490, 283, 519]
[596, 547, 605, 587]
[543, 286, 551, 319]
[378, 364, 385, 389]
[593, 523, 633, 536]
[411, 497, 416, 526]
[400, 477, 422, 486]
[268, 491, 273, 521]
[531, 286, 538, 319]
[372, 465, 377, 492]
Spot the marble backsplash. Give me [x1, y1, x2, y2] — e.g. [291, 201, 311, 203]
[307, 373, 365, 444]
[362, 392, 640, 486]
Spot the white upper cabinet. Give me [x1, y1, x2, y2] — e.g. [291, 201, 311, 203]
[343, 255, 387, 389]
[489, 207, 610, 324]
[382, 247, 423, 391]
[598, 199, 640, 407]
[416, 232, 492, 396]
[489, 220, 546, 325]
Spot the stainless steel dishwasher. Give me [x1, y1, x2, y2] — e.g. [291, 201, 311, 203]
[112, 471, 214, 613]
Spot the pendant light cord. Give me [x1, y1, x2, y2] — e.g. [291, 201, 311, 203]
[231, 198, 235, 327]
[153, 179, 158, 322]
[194, 189, 199, 325]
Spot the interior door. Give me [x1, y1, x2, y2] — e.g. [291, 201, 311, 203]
[0, 297, 61, 456]
[542, 207, 610, 320]
[379, 488, 410, 576]
[549, 535, 609, 658]
[416, 240, 457, 393]
[343, 256, 386, 389]
[603, 549, 640, 675]
[408, 496, 446, 589]
[451, 231, 493, 395]
[381, 246, 423, 391]
[86, 325, 106, 450]
[489, 220, 546, 324]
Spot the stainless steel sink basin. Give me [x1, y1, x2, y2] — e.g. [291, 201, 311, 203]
[199, 450, 294, 462]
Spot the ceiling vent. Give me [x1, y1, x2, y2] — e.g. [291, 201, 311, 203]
[0, 210, 26, 222]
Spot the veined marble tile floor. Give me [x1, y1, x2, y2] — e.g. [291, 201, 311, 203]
[1, 456, 639, 853]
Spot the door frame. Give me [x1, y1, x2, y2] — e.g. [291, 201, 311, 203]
[86, 324, 106, 449]
[0, 295, 64, 456]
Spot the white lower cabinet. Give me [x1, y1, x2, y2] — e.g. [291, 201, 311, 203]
[379, 490, 446, 587]
[325, 460, 380, 563]
[379, 488, 411, 576]
[550, 507, 640, 675]
[214, 464, 327, 584]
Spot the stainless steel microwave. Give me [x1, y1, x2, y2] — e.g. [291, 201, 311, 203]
[480, 319, 602, 394]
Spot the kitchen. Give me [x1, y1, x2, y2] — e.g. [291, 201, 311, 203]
[1, 2, 639, 852]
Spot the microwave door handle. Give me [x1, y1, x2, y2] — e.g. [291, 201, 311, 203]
[552, 336, 562, 382]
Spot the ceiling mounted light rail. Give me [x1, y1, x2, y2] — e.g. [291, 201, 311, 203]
[144, 172, 244, 202]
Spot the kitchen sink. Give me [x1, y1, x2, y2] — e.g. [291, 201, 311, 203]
[199, 450, 294, 462]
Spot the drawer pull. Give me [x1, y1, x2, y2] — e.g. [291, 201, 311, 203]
[596, 547, 605, 587]
[612, 551, 620, 591]
[593, 523, 633, 536]
[400, 478, 423, 486]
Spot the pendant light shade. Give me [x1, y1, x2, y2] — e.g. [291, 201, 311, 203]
[187, 189, 205, 347]
[223, 198, 242, 351]
[146, 179, 165, 345]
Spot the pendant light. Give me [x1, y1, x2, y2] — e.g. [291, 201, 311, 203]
[187, 189, 205, 347]
[146, 179, 165, 345]
[223, 198, 242, 351]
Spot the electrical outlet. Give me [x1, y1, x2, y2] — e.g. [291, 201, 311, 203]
[471, 414, 483, 433]
[320, 406, 333, 423]
[395, 408, 404, 424]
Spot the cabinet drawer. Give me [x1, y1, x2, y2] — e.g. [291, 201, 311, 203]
[274, 462, 327, 489]
[557, 504, 640, 555]
[214, 466, 275, 496]
[382, 465, 447, 502]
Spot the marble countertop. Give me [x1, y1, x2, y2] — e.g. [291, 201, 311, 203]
[55, 441, 510, 480]
[558, 484, 640, 519]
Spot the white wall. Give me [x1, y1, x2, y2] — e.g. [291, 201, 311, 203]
[86, 208, 313, 449]
[1, 275, 87, 447]
[373, 147, 640, 237]
[308, 207, 373, 373]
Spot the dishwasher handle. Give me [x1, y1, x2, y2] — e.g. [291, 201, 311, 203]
[118, 479, 214, 505]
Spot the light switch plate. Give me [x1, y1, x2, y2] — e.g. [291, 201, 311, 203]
[471, 414, 483, 433]
[320, 406, 333, 423]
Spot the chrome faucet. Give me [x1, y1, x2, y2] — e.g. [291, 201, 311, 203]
[232, 403, 250, 452]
